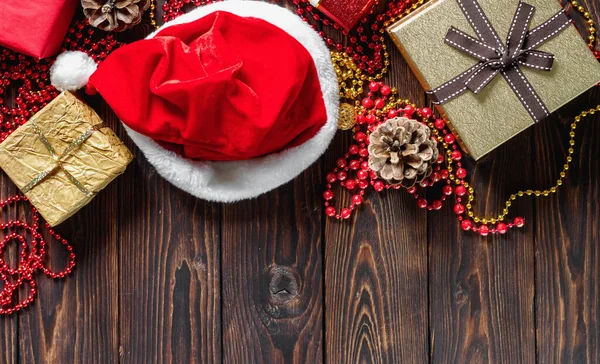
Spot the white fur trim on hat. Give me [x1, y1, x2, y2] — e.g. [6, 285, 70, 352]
[124, 0, 339, 202]
[50, 51, 97, 92]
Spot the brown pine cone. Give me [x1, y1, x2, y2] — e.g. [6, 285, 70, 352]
[368, 117, 439, 188]
[82, 0, 150, 32]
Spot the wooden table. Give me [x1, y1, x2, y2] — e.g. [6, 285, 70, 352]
[1, 1, 599, 362]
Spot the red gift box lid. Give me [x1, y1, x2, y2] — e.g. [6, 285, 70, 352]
[0, 0, 78, 58]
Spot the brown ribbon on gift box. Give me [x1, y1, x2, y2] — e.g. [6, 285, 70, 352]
[427, 0, 572, 122]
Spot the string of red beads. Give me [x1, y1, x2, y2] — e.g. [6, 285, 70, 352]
[324, 81, 525, 236]
[0, 195, 75, 314]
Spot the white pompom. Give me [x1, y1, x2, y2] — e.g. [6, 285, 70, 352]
[50, 51, 98, 92]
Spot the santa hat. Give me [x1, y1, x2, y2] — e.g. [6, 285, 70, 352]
[50, 0, 339, 202]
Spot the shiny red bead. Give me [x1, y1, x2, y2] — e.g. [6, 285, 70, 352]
[403, 104, 415, 117]
[479, 225, 490, 236]
[325, 206, 336, 217]
[337, 171, 347, 181]
[496, 222, 508, 234]
[323, 190, 334, 200]
[442, 185, 453, 196]
[362, 98, 374, 108]
[388, 109, 398, 118]
[373, 181, 385, 192]
[434, 119, 446, 129]
[336, 158, 347, 168]
[421, 108, 432, 119]
[461, 220, 473, 231]
[352, 195, 363, 205]
[451, 151, 462, 161]
[345, 179, 357, 190]
[432, 200, 443, 210]
[455, 185, 467, 196]
[369, 82, 380, 92]
[341, 208, 352, 219]
[454, 204, 465, 215]
[374, 98, 385, 109]
[326, 173, 337, 183]
[456, 168, 467, 179]
[444, 133, 456, 144]
[417, 198, 428, 209]
[380, 85, 391, 95]
[514, 217, 525, 228]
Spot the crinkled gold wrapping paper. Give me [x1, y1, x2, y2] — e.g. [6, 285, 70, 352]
[0, 92, 133, 226]
[388, 0, 600, 160]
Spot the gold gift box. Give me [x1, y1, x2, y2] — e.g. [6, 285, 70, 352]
[388, 0, 600, 160]
[0, 92, 133, 226]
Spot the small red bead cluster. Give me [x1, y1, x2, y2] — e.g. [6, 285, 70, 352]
[0, 18, 121, 143]
[324, 81, 525, 236]
[0, 195, 75, 315]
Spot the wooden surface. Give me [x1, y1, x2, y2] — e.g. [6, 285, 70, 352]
[1, 0, 600, 363]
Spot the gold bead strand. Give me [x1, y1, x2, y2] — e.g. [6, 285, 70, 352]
[570, 0, 597, 48]
[458, 103, 600, 225]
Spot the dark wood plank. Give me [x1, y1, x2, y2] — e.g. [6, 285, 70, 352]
[17, 101, 120, 364]
[427, 74, 536, 364]
[534, 89, 600, 362]
[116, 113, 221, 363]
[221, 166, 323, 364]
[324, 35, 429, 363]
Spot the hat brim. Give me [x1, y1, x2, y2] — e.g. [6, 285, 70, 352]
[123, 0, 339, 202]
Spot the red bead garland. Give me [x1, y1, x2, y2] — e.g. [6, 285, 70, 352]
[324, 81, 525, 236]
[0, 195, 75, 314]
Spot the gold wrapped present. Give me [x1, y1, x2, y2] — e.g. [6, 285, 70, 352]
[0, 92, 133, 226]
[388, 0, 600, 160]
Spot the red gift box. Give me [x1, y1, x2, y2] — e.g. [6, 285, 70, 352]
[310, 0, 376, 31]
[0, 0, 78, 58]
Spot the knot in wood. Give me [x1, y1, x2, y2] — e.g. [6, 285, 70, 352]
[266, 265, 301, 305]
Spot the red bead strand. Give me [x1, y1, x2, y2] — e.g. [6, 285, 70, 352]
[0, 195, 75, 314]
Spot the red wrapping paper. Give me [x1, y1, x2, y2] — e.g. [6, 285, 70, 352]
[312, 0, 376, 31]
[0, 0, 78, 58]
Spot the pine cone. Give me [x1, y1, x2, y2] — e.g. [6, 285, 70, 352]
[82, 0, 150, 32]
[368, 117, 439, 188]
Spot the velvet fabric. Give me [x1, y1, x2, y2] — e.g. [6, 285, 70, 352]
[89, 11, 328, 161]
[0, 0, 78, 58]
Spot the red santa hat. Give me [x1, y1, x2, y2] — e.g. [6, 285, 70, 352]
[50, 0, 339, 202]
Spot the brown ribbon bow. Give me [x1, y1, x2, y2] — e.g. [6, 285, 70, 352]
[427, 0, 572, 121]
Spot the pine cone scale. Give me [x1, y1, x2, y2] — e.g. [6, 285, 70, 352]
[83, 0, 150, 32]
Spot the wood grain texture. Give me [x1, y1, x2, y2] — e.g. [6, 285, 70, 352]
[534, 89, 600, 363]
[221, 166, 323, 364]
[427, 96, 536, 362]
[324, 36, 429, 364]
[116, 113, 221, 364]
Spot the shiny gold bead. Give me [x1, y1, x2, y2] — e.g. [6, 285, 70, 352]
[564, 164, 570, 171]
[557, 180, 563, 186]
[560, 171, 566, 177]
[506, 201, 512, 207]
[510, 194, 516, 200]
[567, 156, 572, 163]
[490, 218, 496, 224]
[570, 131, 576, 137]
[569, 140, 575, 146]
[578, 6, 585, 12]
[571, 1, 578, 7]
[474, 217, 480, 223]
[535, 191, 541, 196]
[503, 209, 509, 214]
[543, 191, 549, 197]
[518, 191, 524, 197]
[575, 117, 581, 122]
[482, 219, 488, 224]
[526, 190, 533, 195]
[466, 204, 472, 209]
[468, 212, 474, 217]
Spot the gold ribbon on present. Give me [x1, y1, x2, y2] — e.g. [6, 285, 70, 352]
[21, 122, 102, 197]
